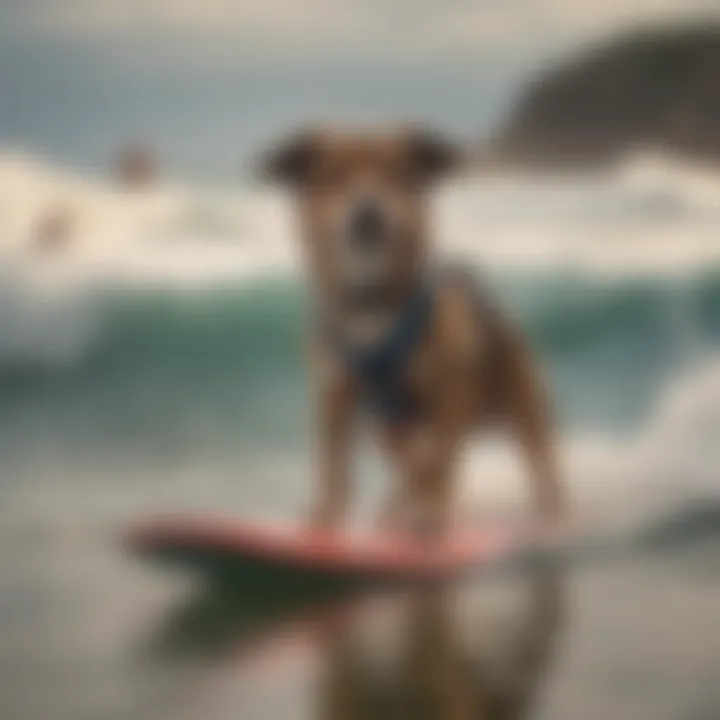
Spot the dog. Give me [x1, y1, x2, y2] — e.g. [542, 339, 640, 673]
[261, 125, 563, 536]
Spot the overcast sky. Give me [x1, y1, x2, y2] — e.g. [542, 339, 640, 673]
[1, 0, 717, 177]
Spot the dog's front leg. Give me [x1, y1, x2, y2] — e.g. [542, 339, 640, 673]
[413, 376, 473, 538]
[309, 360, 357, 531]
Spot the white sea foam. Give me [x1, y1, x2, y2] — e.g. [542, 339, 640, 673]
[0, 147, 719, 287]
[461, 355, 720, 523]
[3, 358, 718, 540]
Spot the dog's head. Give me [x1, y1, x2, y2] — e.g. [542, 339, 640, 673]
[261, 126, 462, 305]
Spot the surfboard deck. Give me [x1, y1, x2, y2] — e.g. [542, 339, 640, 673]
[127, 514, 527, 590]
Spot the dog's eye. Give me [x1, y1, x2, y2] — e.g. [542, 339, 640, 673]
[386, 161, 420, 188]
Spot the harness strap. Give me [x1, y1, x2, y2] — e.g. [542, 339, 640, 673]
[324, 265, 494, 423]
[327, 280, 434, 422]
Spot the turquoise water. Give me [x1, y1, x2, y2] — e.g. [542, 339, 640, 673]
[0, 267, 717, 470]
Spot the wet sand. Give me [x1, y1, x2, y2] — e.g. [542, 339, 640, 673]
[1, 514, 719, 720]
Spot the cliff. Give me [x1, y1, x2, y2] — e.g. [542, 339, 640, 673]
[493, 25, 720, 169]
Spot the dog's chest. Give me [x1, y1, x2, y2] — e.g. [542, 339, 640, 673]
[316, 277, 491, 426]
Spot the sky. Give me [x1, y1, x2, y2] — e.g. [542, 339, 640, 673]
[1, 0, 718, 178]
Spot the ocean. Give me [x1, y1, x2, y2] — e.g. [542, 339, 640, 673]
[0, 148, 719, 719]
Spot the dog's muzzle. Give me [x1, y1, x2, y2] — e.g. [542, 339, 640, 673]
[347, 200, 386, 251]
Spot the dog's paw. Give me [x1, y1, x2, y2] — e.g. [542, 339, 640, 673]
[375, 494, 407, 535]
[411, 515, 450, 544]
[396, 501, 452, 543]
[307, 502, 343, 534]
[534, 492, 567, 530]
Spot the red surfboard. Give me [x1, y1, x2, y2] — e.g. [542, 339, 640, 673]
[128, 514, 527, 589]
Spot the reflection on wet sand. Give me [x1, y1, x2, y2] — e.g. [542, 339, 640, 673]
[318, 570, 564, 720]
[151, 567, 565, 720]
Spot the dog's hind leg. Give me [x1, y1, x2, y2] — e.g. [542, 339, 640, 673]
[508, 351, 564, 522]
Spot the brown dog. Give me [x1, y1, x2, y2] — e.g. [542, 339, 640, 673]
[262, 126, 563, 536]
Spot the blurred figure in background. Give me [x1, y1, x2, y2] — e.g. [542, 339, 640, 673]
[32, 205, 75, 253]
[115, 142, 158, 189]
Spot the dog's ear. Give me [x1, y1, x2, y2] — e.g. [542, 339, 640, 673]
[405, 128, 463, 182]
[258, 130, 320, 186]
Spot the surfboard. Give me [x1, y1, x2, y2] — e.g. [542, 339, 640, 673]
[128, 514, 527, 590]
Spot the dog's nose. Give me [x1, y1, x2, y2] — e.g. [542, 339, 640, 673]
[348, 201, 385, 249]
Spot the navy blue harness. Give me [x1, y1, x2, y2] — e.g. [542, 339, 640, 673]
[328, 281, 434, 423]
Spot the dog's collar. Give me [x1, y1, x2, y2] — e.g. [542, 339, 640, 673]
[324, 278, 434, 422]
[338, 281, 415, 316]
